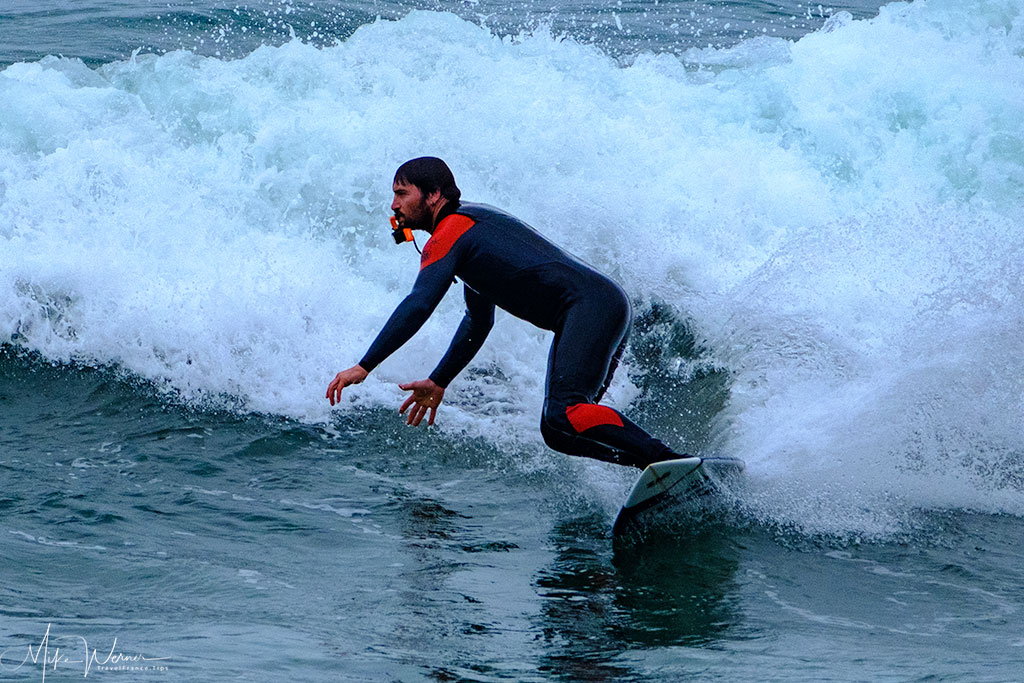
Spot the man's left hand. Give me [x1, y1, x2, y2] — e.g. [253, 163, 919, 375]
[398, 379, 446, 427]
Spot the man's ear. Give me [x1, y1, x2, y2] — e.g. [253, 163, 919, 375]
[426, 189, 444, 210]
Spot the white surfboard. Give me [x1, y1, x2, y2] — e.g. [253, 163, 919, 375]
[613, 456, 745, 535]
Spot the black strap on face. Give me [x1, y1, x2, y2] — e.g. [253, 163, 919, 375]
[390, 216, 421, 254]
[390, 216, 413, 244]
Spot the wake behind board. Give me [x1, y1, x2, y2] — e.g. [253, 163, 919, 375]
[613, 456, 745, 536]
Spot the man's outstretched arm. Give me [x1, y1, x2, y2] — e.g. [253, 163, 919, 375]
[429, 286, 495, 388]
[357, 264, 455, 374]
[325, 253, 457, 406]
[397, 286, 495, 427]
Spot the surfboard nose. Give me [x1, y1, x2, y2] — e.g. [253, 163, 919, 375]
[613, 456, 746, 537]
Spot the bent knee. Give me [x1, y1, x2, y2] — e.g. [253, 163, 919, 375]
[540, 416, 573, 454]
[542, 402, 624, 440]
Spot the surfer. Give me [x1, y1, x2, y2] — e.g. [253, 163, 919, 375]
[326, 157, 678, 469]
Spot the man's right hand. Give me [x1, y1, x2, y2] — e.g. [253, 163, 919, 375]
[326, 365, 369, 406]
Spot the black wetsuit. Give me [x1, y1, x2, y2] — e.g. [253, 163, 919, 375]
[359, 202, 674, 468]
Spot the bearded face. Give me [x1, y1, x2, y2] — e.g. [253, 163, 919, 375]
[391, 180, 435, 232]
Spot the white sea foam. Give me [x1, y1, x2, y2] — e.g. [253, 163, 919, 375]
[2, 2, 1022, 534]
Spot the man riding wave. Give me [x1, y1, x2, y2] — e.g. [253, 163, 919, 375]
[326, 157, 680, 469]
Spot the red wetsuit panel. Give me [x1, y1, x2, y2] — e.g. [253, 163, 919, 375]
[421, 214, 476, 270]
[566, 403, 624, 433]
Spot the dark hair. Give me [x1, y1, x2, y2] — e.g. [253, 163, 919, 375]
[393, 157, 461, 204]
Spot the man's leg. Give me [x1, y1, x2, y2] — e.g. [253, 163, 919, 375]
[539, 283, 676, 469]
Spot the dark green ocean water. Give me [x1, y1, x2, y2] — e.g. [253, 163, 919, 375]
[4, 348, 1023, 681]
[3, 1, 1024, 680]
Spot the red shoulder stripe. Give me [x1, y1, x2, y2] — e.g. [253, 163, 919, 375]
[566, 404, 625, 433]
[420, 214, 476, 270]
